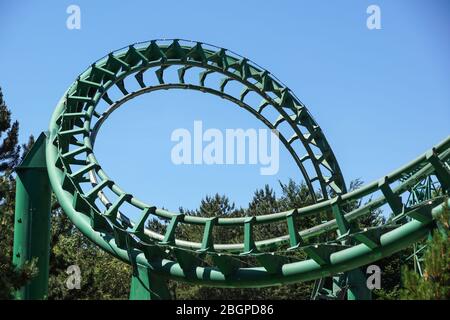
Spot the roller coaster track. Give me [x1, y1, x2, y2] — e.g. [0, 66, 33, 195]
[14, 39, 450, 299]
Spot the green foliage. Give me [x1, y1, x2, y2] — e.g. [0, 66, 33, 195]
[0, 87, 37, 299]
[47, 212, 131, 300]
[171, 280, 314, 300]
[0, 88, 20, 172]
[371, 251, 408, 300]
[398, 201, 450, 300]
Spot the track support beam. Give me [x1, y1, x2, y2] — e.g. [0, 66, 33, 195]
[346, 268, 372, 300]
[129, 264, 171, 300]
[12, 133, 52, 300]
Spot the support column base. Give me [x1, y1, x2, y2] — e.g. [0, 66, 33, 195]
[129, 264, 171, 300]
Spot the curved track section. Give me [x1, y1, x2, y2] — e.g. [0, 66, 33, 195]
[46, 39, 450, 288]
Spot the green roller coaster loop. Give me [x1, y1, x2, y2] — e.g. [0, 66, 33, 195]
[12, 39, 450, 300]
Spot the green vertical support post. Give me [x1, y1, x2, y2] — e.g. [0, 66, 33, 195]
[129, 264, 171, 300]
[346, 268, 372, 300]
[12, 133, 52, 300]
[330, 197, 371, 300]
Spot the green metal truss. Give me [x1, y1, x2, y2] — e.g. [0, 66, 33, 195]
[13, 39, 450, 300]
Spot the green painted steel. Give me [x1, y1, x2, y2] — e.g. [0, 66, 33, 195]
[12, 39, 450, 299]
[129, 264, 171, 300]
[346, 268, 372, 300]
[12, 133, 52, 299]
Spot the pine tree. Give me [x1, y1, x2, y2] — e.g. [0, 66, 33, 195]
[399, 200, 450, 299]
[0, 88, 20, 173]
[0, 87, 37, 299]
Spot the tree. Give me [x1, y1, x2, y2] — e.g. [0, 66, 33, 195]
[0, 88, 20, 172]
[0, 87, 37, 299]
[47, 212, 131, 300]
[398, 200, 449, 299]
[168, 182, 319, 300]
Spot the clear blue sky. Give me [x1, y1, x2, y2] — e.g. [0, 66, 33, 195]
[1, 1, 449, 212]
